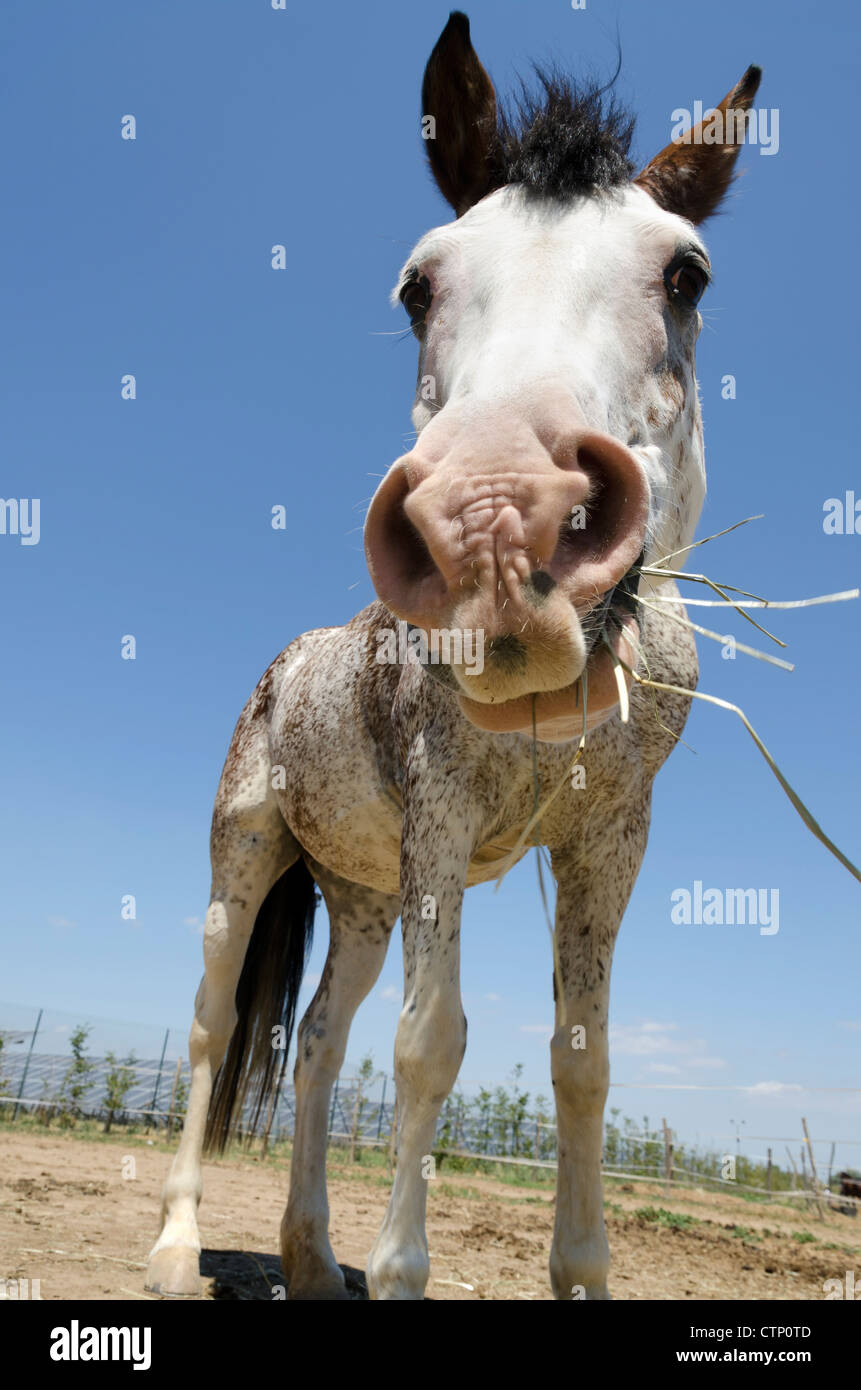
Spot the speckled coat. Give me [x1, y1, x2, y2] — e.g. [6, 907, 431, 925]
[144, 10, 760, 1302]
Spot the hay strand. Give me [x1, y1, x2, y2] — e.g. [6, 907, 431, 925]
[617, 661, 861, 884]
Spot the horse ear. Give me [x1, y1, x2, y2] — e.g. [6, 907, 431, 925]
[421, 12, 502, 216]
[634, 66, 762, 224]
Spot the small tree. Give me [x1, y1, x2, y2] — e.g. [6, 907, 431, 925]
[437, 1089, 469, 1171]
[0, 1033, 10, 1105]
[603, 1106, 622, 1167]
[57, 1025, 95, 1128]
[507, 1064, 530, 1157]
[491, 1084, 510, 1155]
[532, 1093, 554, 1161]
[171, 1070, 189, 1133]
[349, 1053, 376, 1163]
[473, 1087, 493, 1153]
[103, 1051, 138, 1133]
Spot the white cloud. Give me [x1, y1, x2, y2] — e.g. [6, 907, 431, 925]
[646, 1063, 682, 1075]
[48, 915, 75, 929]
[745, 1081, 803, 1096]
[610, 1021, 724, 1072]
[610, 1022, 681, 1057]
[184, 916, 204, 934]
[485, 993, 502, 1002]
[379, 985, 400, 1002]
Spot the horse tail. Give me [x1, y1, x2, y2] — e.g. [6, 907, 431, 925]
[204, 858, 317, 1155]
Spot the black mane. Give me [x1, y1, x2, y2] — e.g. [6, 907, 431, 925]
[495, 67, 636, 197]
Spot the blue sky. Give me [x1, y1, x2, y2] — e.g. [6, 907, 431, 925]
[1, 0, 859, 1170]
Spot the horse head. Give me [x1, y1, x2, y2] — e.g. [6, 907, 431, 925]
[365, 11, 759, 741]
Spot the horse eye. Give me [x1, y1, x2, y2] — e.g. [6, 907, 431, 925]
[665, 259, 709, 309]
[401, 274, 432, 327]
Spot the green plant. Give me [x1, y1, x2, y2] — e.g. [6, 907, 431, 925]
[472, 1087, 493, 1154]
[348, 1052, 375, 1163]
[102, 1051, 138, 1133]
[634, 1205, 696, 1230]
[171, 1071, 188, 1126]
[57, 1025, 95, 1128]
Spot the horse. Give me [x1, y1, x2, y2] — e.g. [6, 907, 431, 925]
[145, 11, 761, 1301]
[838, 1172, 861, 1201]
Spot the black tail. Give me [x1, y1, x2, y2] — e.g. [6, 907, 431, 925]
[204, 858, 317, 1155]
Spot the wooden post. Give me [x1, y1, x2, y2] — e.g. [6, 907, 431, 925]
[11, 1008, 42, 1122]
[260, 1078, 279, 1162]
[662, 1118, 673, 1198]
[766, 1148, 772, 1192]
[798, 1146, 814, 1209]
[375, 1074, 387, 1142]
[166, 1058, 182, 1139]
[801, 1117, 825, 1221]
[388, 1097, 399, 1174]
[827, 1142, 836, 1190]
[328, 1077, 339, 1146]
[146, 1028, 170, 1136]
[349, 1078, 363, 1164]
[786, 1145, 800, 1190]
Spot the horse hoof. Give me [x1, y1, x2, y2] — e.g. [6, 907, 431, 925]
[145, 1246, 201, 1297]
[285, 1264, 351, 1301]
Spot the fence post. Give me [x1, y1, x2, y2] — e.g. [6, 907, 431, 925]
[328, 1077, 339, 1146]
[388, 1097, 399, 1174]
[349, 1075, 365, 1164]
[662, 1118, 673, 1198]
[801, 1117, 825, 1221]
[376, 1074, 387, 1143]
[146, 1029, 170, 1135]
[260, 1077, 280, 1162]
[766, 1148, 772, 1192]
[12, 1007, 42, 1121]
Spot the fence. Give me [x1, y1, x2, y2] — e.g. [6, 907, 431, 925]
[1, 1002, 858, 1213]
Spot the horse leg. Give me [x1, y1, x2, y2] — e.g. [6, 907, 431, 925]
[281, 863, 399, 1299]
[146, 727, 296, 1296]
[548, 805, 651, 1301]
[365, 775, 475, 1301]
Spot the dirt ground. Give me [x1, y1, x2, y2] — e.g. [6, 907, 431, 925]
[1, 1126, 858, 1301]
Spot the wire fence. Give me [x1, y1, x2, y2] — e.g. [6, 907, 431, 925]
[1, 1002, 858, 1212]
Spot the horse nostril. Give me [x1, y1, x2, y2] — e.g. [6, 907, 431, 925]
[487, 634, 528, 673]
[525, 570, 556, 604]
[364, 463, 448, 623]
